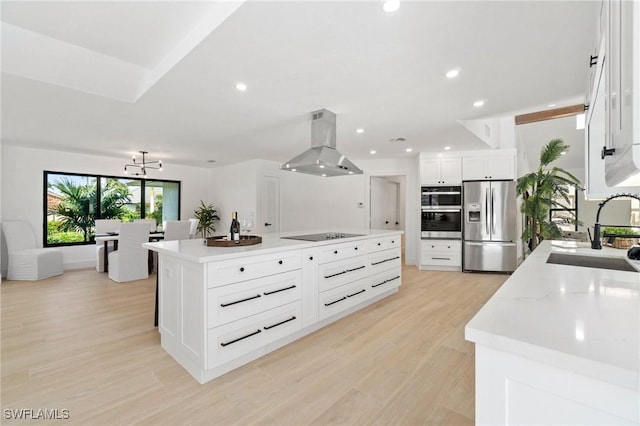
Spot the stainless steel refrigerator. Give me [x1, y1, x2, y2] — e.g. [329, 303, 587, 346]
[463, 180, 517, 272]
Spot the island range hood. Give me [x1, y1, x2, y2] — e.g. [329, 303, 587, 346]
[280, 109, 363, 177]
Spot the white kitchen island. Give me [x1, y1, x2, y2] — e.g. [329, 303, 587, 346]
[465, 240, 640, 425]
[144, 230, 403, 384]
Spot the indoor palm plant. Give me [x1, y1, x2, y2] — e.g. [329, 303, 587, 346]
[193, 201, 220, 238]
[517, 139, 581, 251]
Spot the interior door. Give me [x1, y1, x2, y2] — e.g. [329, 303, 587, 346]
[370, 177, 400, 230]
[260, 176, 280, 234]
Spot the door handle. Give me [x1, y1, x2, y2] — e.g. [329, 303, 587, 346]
[385, 220, 389, 224]
[265, 222, 272, 227]
[491, 187, 496, 236]
[485, 188, 489, 235]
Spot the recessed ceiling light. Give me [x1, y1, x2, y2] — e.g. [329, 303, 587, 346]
[321, 174, 327, 177]
[291, 168, 297, 172]
[444, 146, 451, 150]
[445, 69, 460, 78]
[382, 0, 400, 13]
[370, 150, 377, 155]
[236, 82, 247, 91]
[473, 100, 485, 108]
[319, 165, 325, 168]
[547, 103, 557, 108]
[348, 171, 354, 175]
[356, 128, 364, 134]
[405, 148, 412, 152]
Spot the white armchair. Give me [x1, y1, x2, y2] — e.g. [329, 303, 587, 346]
[188, 218, 199, 239]
[108, 223, 149, 283]
[2, 221, 63, 280]
[164, 221, 191, 241]
[95, 219, 121, 272]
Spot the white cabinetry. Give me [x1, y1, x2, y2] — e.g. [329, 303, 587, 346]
[603, 0, 640, 187]
[420, 239, 461, 271]
[462, 156, 515, 181]
[420, 157, 462, 185]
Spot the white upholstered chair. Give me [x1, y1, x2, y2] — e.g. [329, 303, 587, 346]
[164, 221, 191, 241]
[108, 222, 149, 283]
[188, 218, 199, 239]
[2, 221, 63, 280]
[134, 218, 157, 232]
[95, 219, 121, 272]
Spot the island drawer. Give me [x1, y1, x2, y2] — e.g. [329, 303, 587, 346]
[366, 235, 401, 253]
[208, 250, 302, 287]
[207, 302, 302, 368]
[317, 240, 367, 264]
[207, 270, 302, 328]
[369, 269, 401, 297]
[318, 277, 370, 321]
[368, 247, 402, 275]
[318, 254, 368, 292]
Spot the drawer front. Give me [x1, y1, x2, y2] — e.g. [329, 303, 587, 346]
[368, 248, 402, 275]
[317, 241, 366, 264]
[369, 269, 402, 297]
[421, 253, 461, 267]
[318, 278, 370, 321]
[207, 302, 302, 368]
[208, 270, 302, 328]
[208, 250, 302, 287]
[421, 240, 461, 254]
[366, 235, 401, 253]
[317, 255, 368, 292]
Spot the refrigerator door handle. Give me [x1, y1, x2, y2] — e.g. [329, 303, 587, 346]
[485, 188, 489, 235]
[491, 187, 496, 236]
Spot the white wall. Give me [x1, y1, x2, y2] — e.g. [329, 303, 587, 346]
[1, 145, 209, 273]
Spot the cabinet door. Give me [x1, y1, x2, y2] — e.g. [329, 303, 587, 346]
[462, 157, 486, 180]
[440, 158, 462, 184]
[489, 157, 515, 180]
[420, 158, 441, 184]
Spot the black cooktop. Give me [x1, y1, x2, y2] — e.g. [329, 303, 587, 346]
[282, 232, 364, 242]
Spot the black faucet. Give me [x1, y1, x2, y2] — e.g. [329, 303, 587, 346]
[591, 193, 640, 249]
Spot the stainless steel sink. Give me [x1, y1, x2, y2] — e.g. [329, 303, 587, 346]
[546, 253, 639, 273]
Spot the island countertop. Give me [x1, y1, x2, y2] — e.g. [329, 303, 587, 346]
[143, 229, 403, 263]
[465, 239, 640, 391]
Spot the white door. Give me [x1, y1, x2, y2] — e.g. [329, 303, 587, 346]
[260, 176, 280, 233]
[370, 177, 400, 230]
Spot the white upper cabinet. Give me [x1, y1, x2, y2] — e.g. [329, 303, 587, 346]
[420, 157, 462, 185]
[603, 0, 640, 187]
[462, 156, 515, 181]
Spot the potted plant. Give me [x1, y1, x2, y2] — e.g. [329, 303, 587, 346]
[193, 201, 220, 238]
[517, 139, 582, 251]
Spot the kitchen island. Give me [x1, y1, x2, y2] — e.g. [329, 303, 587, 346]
[465, 240, 639, 425]
[144, 229, 403, 384]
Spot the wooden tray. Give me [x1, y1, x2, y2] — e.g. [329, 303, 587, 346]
[205, 235, 262, 247]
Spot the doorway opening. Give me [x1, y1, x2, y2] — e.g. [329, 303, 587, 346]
[370, 175, 406, 260]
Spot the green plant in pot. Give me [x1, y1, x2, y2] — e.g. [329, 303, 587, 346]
[517, 139, 582, 251]
[193, 201, 220, 238]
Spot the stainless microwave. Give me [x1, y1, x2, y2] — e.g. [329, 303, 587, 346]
[421, 186, 462, 209]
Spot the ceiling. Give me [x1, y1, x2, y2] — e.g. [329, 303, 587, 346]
[0, 1, 599, 170]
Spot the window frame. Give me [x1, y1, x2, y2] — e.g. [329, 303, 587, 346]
[43, 170, 181, 247]
[548, 184, 579, 232]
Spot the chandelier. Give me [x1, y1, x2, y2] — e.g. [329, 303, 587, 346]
[124, 151, 162, 177]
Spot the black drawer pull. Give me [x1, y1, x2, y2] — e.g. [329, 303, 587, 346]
[372, 276, 400, 288]
[325, 296, 347, 306]
[220, 329, 261, 347]
[354, 247, 358, 250]
[263, 285, 296, 296]
[377, 242, 381, 246]
[347, 289, 366, 298]
[371, 256, 400, 266]
[334, 250, 338, 254]
[432, 257, 450, 260]
[392, 240, 395, 244]
[324, 270, 347, 279]
[309, 256, 314, 261]
[278, 260, 283, 265]
[220, 294, 261, 307]
[263, 316, 297, 330]
[239, 267, 245, 272]
[346, 265, 365, 273]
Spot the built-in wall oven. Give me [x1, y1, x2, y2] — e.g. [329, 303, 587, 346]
[421, 186, 462, 239]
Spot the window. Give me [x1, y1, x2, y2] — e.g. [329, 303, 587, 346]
[632, 198, 639, 227]
[548, 184, 578, 232]
[44, 171, 180, 247]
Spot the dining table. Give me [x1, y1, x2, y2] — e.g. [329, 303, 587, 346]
[95, 231, 165, 273]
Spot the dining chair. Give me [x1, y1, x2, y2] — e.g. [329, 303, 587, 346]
[134, 218, 157, 232]
[108, 222, 150, 283]
[94, 219, 121, 272]
[163, 221, 191, 241]
[2, 221, 64, 280]
[188, 218, 199, 238]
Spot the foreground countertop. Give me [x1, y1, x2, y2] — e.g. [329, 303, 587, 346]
[465, 240, 640, 391]
[144, 229, 403, 263]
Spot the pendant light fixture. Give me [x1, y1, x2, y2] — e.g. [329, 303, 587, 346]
[124, 151, 162, 177]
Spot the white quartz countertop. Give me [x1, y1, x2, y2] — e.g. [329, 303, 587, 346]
[143, 229, 403, 263]
[465, 240, 640, 391]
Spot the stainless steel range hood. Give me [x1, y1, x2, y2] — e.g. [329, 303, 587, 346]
[280, 109, 363, 177]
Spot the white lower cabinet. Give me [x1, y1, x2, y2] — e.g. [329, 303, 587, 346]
[421, 239, 461, 271]
[318, 278, 370, 321]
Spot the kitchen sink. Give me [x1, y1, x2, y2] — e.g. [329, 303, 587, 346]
[546, 253, 639, 273]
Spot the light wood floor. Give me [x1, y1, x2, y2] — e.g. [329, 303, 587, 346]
[1, 265, 506, 425]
